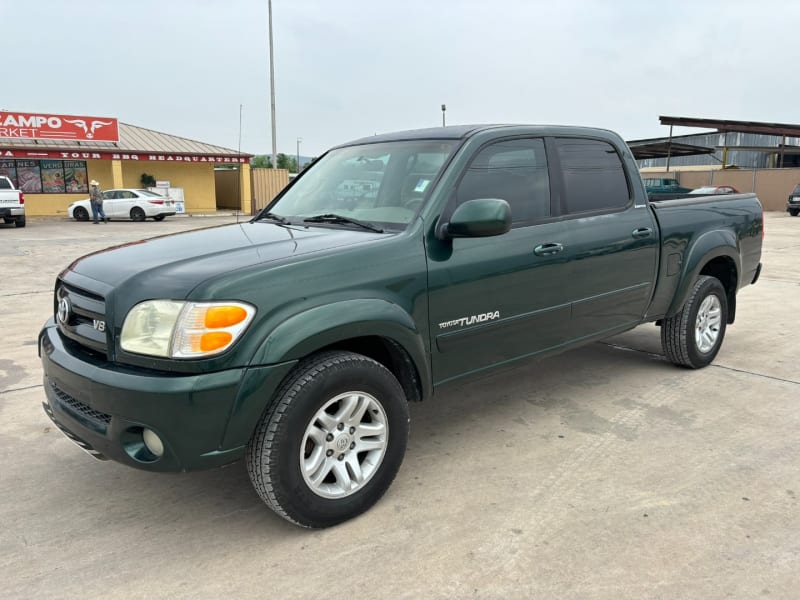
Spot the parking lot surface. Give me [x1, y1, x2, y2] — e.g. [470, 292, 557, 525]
[1, 214, 798, 599]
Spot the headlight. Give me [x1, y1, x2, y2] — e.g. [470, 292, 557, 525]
[121, 300, 255, 358]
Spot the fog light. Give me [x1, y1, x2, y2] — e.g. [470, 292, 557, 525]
[142, 428, 164, 458]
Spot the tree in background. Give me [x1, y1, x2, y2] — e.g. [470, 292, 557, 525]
[251, 155, 273, 168]
[252, 154, 301, 172]
[276, 153, 299, 173]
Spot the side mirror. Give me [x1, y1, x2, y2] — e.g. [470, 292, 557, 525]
[441, 198, 512, 239]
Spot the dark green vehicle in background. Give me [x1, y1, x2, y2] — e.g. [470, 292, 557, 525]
[643, 176, 693, 199]
[39, 125, 763, 527]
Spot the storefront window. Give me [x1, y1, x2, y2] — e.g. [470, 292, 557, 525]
[41, 160, 66, 193]
[17, 160, 42, 193]
[0, 159, 88, 193]
[64, 160, 88, 193]
[0, 159, 17, 187]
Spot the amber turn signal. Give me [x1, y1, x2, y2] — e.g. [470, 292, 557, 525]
[199, 331, 234, 352]
[205, 305, 248, 329]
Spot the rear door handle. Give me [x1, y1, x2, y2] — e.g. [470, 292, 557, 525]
[533, 243, 564, 256]
[632, 227, 653, 239]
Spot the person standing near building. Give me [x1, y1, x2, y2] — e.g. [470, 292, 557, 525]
[89, 180, 107, 224]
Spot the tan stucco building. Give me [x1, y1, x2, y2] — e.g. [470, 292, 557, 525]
[0, 121, 253, 216]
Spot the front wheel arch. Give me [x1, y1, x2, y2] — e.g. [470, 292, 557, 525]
[250, 300, 432, 400]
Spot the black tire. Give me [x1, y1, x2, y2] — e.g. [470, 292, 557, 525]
[661, 275, 728, 368]
[153, 214, 166, 221]
[15, 216, 25, 228]
[789, 209, 799, 217]
[246, 350, 409, 528]
[130, 207, 146, 222]
[74, 207, 89, 221]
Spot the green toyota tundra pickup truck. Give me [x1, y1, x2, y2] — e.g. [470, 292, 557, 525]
[39, 125, 763, 527]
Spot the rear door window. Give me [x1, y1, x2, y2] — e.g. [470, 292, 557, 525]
[555, 138, 630, 214]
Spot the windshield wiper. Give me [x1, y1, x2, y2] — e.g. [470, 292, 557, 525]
[255, 211, 291, 225]
[303, 214, 384, 233]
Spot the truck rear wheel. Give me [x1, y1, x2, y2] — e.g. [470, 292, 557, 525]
[246, 351, 409, 528]
[661, 275, 728, 368]
[789, 208, 799, 217]
[15, 216, 25, 228]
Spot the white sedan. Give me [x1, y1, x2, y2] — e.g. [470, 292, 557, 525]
[68, 189, 176, 222]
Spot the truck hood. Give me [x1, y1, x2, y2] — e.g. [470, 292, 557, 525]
[63, 222, 386, 296]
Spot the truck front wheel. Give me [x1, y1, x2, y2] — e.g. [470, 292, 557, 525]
[246, 351, 410, 528]
[661, 275, 728, 368]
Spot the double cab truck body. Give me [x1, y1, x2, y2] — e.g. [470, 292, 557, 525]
[0, 175, 25, 227]
[39, 125, 763, 527]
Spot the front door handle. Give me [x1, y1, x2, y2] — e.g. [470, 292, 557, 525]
[533, 242, 564, 256]
[632, 227, 653, 239]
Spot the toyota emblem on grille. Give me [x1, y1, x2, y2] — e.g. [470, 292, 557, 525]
[57, 296, 72, 325]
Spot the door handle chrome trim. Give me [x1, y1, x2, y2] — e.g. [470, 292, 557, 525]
[533, 243, 564, 256]
[632, 227, 653, 239]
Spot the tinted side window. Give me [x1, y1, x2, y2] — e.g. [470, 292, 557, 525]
[555, 138, 630, 214]
[456, 138, 550, 225]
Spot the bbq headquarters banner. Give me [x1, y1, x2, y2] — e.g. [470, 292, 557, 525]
[0, 111, 120, 142]
[0, 149, 248, 163]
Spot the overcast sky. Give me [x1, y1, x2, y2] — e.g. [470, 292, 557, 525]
[3, 0, 798, 157]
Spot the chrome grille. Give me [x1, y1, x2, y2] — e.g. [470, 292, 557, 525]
[56, 281, 108, 355]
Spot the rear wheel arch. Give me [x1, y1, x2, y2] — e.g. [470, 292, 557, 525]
[698, 256, 738, 324]
[667, 238, 740, 323]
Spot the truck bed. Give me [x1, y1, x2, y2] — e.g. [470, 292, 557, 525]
[646, 193, 763, 319]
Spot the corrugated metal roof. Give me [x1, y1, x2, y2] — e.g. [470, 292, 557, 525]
[0, 122, 251, 157]
[660, 115, 800, 138]
[636, 131, 800, 169]
[626, 140, 715, 160]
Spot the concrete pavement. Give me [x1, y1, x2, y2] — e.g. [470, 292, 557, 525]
[1, 213, 798, 599]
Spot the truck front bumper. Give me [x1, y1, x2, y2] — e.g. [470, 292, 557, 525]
[39, 319, 295, 472]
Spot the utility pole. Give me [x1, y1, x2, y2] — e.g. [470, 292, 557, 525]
[268, 0, 277, 168]
[441, 104, 446, 127]
[296, 137, 302, 173]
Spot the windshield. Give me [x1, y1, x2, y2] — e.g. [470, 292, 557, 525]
[265, 140, 457, 230]
[793, 184, 800, 195]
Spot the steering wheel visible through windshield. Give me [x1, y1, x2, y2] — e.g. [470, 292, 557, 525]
[264, 140, 457, 231]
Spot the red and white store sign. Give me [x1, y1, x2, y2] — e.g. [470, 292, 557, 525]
[0, 112, 120, 142]
[0, 149, 247, 163]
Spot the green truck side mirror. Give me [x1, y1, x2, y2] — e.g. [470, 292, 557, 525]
[443, 198, 512, 239]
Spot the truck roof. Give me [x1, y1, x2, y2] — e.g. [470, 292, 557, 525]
[338, 124, 620, 148]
